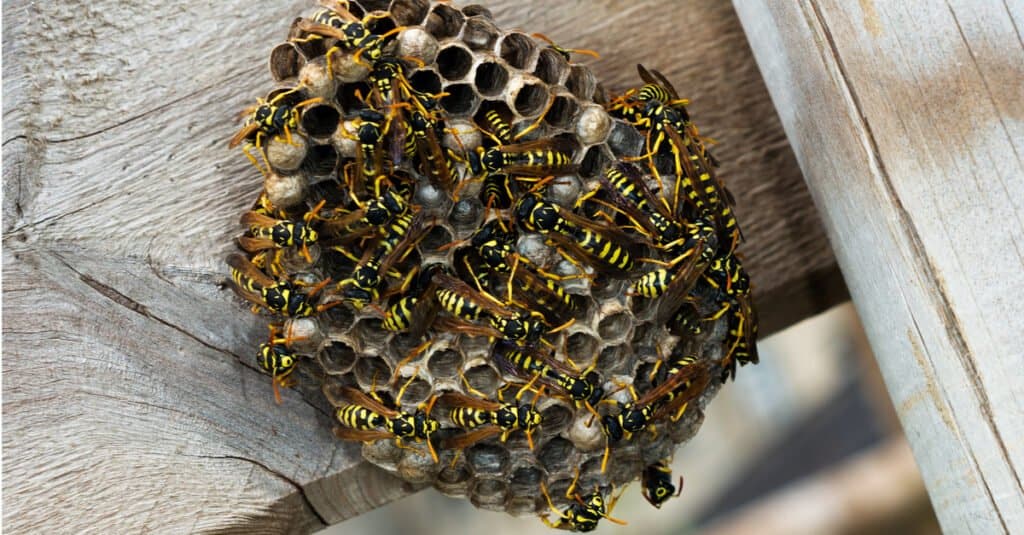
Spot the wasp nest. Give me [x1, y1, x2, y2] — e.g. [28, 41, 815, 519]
[227, 0, 757, 529]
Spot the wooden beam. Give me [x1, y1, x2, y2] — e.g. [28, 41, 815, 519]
[1, 0, 840, 531]
[733, 1, 1024, 531]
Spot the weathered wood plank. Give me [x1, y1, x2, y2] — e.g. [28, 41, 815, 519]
[2, 0, 840, 531]
[733, 0, 1024, 532]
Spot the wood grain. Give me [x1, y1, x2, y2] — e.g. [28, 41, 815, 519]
[2, 0, 839, 531]
[733, 0, 1024, 532]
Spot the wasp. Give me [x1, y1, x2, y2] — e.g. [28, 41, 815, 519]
[256, 325, 302, 404]
[431, 271, 549, 344]
[334, 210, 429, 309]
[698, 253, 757, 381]
[377, 263, 444, 337]
[401, 91, 459, 192]
[293, 0, 406, 75]
[332, 381, 440, 462]
[318, 187, 409, 240]
[338, 107, 393, 194]
[464, 137, 578, 190]
[540, 471, 626, 532]
[599, 356, 710, 471]
[229, 89, 323, 178]
[641, 460, 683, 508]
[515, 192, 638, 277]
[598, 161, 683, 246]
[492, 340, 604, 409]
[630, 217, 718, 325]
[238, 201, 323, 273]
[438, 383, 543, 450]
[227, 253, 332, 317]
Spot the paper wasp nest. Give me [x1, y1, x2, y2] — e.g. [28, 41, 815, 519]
[230, 0, 755, 524]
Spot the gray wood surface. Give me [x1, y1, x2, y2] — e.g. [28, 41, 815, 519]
[2, 0, 840, 531]
[733, 1, 1024, 532]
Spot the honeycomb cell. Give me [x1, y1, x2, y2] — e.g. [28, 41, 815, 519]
[461, 17, 499, 50]
[362, 439, 402, 471]
[457, 335, 491, 361]
[544, 95, 578, 129]
[319, 341, 357, 375]
[440, 83, 478, 116]
[575, 104, 612, 145]
[448, 198, 482, 232]
[547, 174, 580, 207]
[516, 233, 553, 267]
[474, 62, 509, 96]
[466, 443, 509, 476]
[269, 42, 306, 81]
[282, 317, 324, 354]
[427, 348, 464, 378]
[413, 181, 450, 215]
[419, 224, 453, 253]
[300, 104, 340, 138]
[397, 27, 440, 65]
[301, 144, 339, 180]
[533, 48, 568, 85]
[321, 302, 355, 331]
[606, 119, 645, 157]
[566, 65, 597, 101]
[578, 145, 610, 179]
[335, 82, 371, 112]
[436, 45, 474, 81]
[509, 465, 543, 493]
[364, 12, 397, 35]
[597, 312, 631, 343]
[445, 118, 481, 152]
[357, 0, 390, 12]
[353, 355, 394, 390]
[398, 446, 442, 484]
[470, 478, 509, 511]
[435, 463, 472, 496]
[567, 412, 605, 452]
[461, 4, 492, 18]
[389, 0, 430, 25]
[513, 82, 547, 117]
[506, 495, 540, 516]
[264, 172, 307, 209]
[596, 344, 629, 375]
[565, 332, 599, 363]
[537, 437, 574, 473]
[499, 32, 536, 70]
[298, 60, 336, 101]
[391, 372, 432, 406]
[425, 3, 465, 38]
[537, 401, 573, 437]
[462, 360, 499, 396]
[265, 134, 308, 173]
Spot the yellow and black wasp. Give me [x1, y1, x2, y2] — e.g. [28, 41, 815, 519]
[227, 253, 333, 318]
[238, 201, 324, 273]
[491, 340, 604, 410]
[293, 0, 406, 75]
[599, 355, 710, 471]
[514, 192, 638, 278]
[256, 324, 303, 405]
[229, 88, 323, 177]
[641, 459, 683, 508]
[377, 263, 445, 338]
[540, 472, 626, 532]
[334, 210, 430, 309]
[318, 187, 409, 241]
[461, 137, 578, 199]
[401, 91, 458, 192]
[437, 383, 543, 450]
[332, 382, 441, 462]
[431, 270, 549, 344]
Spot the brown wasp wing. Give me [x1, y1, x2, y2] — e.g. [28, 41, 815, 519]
[333, 427, 396, 442]
[228, 123, 259, 148]
[226, 253, 276, 288]
[436, 391, 502, 412]
[440, 426, 503, 450]
[431, 270, 519, 319]
[237, 236, 278, 253]
[651, 239, 713, 326]
[239, 210, 282, 228]
[336, 385, 399, 418]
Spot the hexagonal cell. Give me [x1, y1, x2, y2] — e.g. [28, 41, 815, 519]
[360, 437, 403, 471]
[397, 27, 440, 65]
[389, 0, 429, 25]
[590, 277, 626, 302]
[512, 82, 548, 117]
[462, 360, 499, 397]
[506, 495, 540, 516]
[567, 411, 605, 452]
[470, 478, 509, 511]
[565, 331, 599, 362]
[537, 437, 574, 473]
[319, 341, 357, 375]
[606, 119, 645, 158]
[474, 61, 509, 97]
[538, 401, 573, 437]
[578, 145, 610, 179]
[461, 16, 499, 50]
[269, 42, 306, 81]
[336, 82, 372, 112]
[353, 355, 394, 390]
[436, 45, 473, 81]
[424, 3, 465, 39]
[566, 65, 597, 101]
[596, 344, 630, 375]
[508, 465, 543, 493]
[418, 225, 453, 253]
[499, 32, 536, 70]
[364, 13, 397, 35]
[575, 104, 612, 146]
[440, 83, 478, 116]
[301, 144, 339, 179]
[543, 95, 578, 129]
[351, 317, 390, 347]
[466, 442, 509, 476]
[533, 48, 568, 85]
[461, 4, 493, 18]
[301, 104, 340, 138]
[265, 134, 308, 173]
[427, 348, 463, 378]
[264, 171, 307, 210]
[597, 312, 631, 342]
[391, 373, 432, 407]
[435, 463, 472, 496]
[448, 198, 482, 232]
[397, 446, 441, 484]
